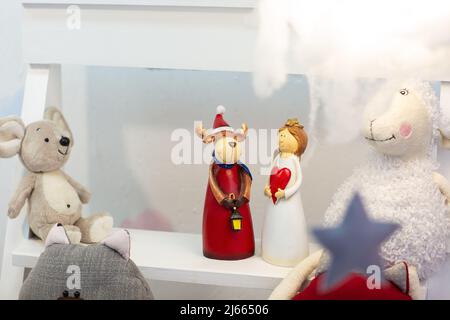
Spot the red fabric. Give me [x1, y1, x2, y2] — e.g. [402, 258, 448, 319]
[203, 164, 255, 260]
[213, 113, 230, 129]
[293, 273, 412, 300]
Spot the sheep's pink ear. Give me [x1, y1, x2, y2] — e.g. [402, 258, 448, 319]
[0, 117, 25, 158]
[45, 224, 70, 247]
[101, 229, 130, 260]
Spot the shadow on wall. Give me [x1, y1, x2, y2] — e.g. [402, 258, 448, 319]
[0, 88, 24, 275]
[0, 88, 23, 115]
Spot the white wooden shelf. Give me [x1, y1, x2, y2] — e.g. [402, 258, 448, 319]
[21, 0, 260, 72]
[22, 0, 257, 8]
[12, 229, 319, 289]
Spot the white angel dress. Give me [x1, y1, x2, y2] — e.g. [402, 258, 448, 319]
[262, 153, 309, 267]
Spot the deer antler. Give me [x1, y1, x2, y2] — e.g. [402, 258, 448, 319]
[241, 123, 248, 136]
[195, 123, 207, 139]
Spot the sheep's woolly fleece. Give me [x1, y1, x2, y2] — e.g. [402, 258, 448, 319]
[403, 80, 440, 159]
[323, 153, 450, 280]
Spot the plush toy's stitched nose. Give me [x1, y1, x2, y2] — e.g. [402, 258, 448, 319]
[228, 141, 237, 148]
[59, 136, 70, 147]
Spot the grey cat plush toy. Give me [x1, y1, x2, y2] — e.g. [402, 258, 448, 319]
[0, 107, 113, 243]
[19, 224, 153, 300]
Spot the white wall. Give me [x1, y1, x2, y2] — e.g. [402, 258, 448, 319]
[63, 66, 369, 231]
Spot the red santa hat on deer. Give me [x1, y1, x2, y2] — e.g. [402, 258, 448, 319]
[210, 105, 233, 135]
[207, 105, 247, 141]
[196, 105, 248, 143]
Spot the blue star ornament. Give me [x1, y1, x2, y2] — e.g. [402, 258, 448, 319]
[313, 193, 400, 290]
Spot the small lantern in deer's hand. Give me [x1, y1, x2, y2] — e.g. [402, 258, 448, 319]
[230, 206, 243, 231]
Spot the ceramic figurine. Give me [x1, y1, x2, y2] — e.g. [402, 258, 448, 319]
[195, 105, 255, 260]
[262, 118, 309, 267]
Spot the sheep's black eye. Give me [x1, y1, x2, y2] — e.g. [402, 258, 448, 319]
[44, 138, 49, 143]
[400, 89, 409, 96]
[36, 128, 40, 131]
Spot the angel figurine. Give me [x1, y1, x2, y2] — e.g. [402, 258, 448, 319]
[262, 118, 309, 267]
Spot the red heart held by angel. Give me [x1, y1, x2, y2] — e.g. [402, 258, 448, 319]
[269, 166, 291, 204]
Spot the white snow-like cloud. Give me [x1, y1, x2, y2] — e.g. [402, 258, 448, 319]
[254, 0, 450, 144]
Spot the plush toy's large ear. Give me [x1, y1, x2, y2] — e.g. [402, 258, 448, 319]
[45, 224, 70, 247]
[44, 107, 73, 144]
[101, 229, 130, 260]
[0, 116, 25, 158]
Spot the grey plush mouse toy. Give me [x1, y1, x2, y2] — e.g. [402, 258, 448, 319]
[0, 107, 113, 243]
[19, 224, 153, 300]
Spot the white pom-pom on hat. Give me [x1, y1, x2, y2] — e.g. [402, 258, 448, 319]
[216, 105, 226, 114]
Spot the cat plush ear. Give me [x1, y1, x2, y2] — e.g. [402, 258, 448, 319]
[45, 224, 70, 247]
[0, 116, 25, 158]
[44, 107, 73, 145]
[384, 262, 423, 299]
[101, 229, 130, 260]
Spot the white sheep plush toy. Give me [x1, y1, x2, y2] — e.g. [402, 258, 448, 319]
[271, 80, 450, 300]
